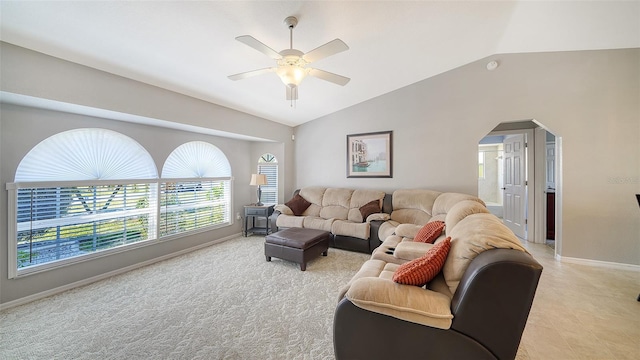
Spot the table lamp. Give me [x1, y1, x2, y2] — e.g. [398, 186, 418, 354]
[250, 174, 268, 206]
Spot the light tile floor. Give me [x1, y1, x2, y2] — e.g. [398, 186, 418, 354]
[516, 242, 640, 359]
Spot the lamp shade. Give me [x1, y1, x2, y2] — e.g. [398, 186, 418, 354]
[249, 174, 268, 186]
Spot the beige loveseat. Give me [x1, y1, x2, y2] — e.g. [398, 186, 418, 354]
[334, 190, 542, 360]
[271, 187, 389, 253]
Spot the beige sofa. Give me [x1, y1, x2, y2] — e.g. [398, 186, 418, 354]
[334, 190, 542, 360]
[271, 187, 389, 253]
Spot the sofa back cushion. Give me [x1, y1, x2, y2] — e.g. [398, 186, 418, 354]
[347, 189, 386, 222]
[443, 213, 528, 294]
[298, 187, 326, 217]
[444, 200, 490, 235]
[320, 188, 354, 220]
[432, 192, 486, 219]
[390, 189, 441, 225]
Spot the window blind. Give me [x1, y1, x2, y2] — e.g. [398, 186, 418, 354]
[16, 183, 157, 269]
[258, 164, 278, 205]
[160, 180, 231, 236]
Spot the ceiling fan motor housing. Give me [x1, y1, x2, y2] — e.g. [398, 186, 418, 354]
[284, 16, 298, 29]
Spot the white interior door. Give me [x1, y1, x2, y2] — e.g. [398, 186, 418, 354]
[503, 134, 526, 238]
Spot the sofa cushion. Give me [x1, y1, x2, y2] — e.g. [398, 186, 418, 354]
[392, 237, 451, 286]
[432, 192, 485, 218]
[359, 200, 381, 223]
[444, 199, 490, 235]
[285, 194, 312, 216]
[320, 188, 353, 220]
[414, 221, 445, 243]
[444, 213, 528, 294]
[348, 189, 386, 222]
[332, 220, 370, 240]
[346, 277, 453, 329]
[337, 259, 387, 300]
[298, 187, 325, 217]
[303, 216, 335, 232]
[390, 189, 442, 225]
[275, 214, 305, 228]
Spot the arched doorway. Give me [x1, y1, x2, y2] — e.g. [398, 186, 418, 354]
[478, 120, 562, 256]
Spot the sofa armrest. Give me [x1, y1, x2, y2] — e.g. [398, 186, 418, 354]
[395, 223, 422, 239]
[269, 210, 281, 233]
[450, 249, 543, 360]
[378, 220, 400, 241]
[393, 241, 433, 261]
[274, 204, 293, 215]
[368, 220, 385, 250]
[366, 213, 390, 222]
[345, 277, 453, 330]
[334, 296, 496, 360]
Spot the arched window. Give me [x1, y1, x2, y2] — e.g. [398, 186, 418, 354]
[8, 129, 158, 277]
[160, 141, 232, 236]
[257, 153, 278, 205]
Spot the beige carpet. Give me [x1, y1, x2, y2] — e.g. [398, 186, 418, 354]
[0, 236, 370, 359]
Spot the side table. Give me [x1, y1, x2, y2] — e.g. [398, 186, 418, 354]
[244, 204, 274, 237]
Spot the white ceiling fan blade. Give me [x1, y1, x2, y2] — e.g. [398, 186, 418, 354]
[236, 35, 282, 60]
[286, 86, 298, 101]
[228, 67, 275, 81]
[308, 68, 350, 86]
[303, 39, 349, 63]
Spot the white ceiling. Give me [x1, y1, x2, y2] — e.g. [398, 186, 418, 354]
[1, 1, 638, 127]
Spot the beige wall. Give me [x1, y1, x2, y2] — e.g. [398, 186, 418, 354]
[295, 48, 640, 266]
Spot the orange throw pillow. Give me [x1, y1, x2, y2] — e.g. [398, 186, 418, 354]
[414, 221, 445, 244]
[392, 237, 451, 286]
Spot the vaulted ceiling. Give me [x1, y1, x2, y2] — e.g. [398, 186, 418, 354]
[1, 1, 638, 127]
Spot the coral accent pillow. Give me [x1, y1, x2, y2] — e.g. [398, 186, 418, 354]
[392, 237, 451, 286]
[285, 194, 312, 216]
[359, 200, 381, 222]
[414, 221, 445, 244]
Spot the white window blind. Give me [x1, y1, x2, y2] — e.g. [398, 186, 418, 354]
[258, 153, 278, 205]
[160, 180, 231, 236]
[12, 182, 157, 274]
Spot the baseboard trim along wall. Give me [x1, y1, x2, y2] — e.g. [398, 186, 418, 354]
[557, 254, 640, 272]
[0, 233, 242, 311]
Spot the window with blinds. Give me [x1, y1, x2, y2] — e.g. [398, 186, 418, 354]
[258, 153, 278, 205]
[160, 180, 231, 236]
[160, 141, 232, 237]
[8, 130, 234, 278]
[14, 183, 157, 270]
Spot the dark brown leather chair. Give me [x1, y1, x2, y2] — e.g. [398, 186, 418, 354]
[334, 249, 542, 360]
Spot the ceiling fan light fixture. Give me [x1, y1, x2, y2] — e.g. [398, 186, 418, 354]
[276, 64, 308, 87]
[276, 52, 308, 86]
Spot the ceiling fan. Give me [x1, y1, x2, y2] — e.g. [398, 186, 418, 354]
[228, 16, 350, 103]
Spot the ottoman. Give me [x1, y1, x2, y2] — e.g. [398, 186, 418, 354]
[265, 228, 330, 271]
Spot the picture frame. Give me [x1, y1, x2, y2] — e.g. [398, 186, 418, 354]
[346, 130, 393, 178]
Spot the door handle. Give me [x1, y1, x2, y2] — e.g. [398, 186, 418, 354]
[501, 187, 506, 190]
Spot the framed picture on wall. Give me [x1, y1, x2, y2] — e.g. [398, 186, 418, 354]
[346, 131, 393, 178]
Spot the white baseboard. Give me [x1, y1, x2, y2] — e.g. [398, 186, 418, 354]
[0, 233, 242, 311]
[557, 255, 640, 272]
